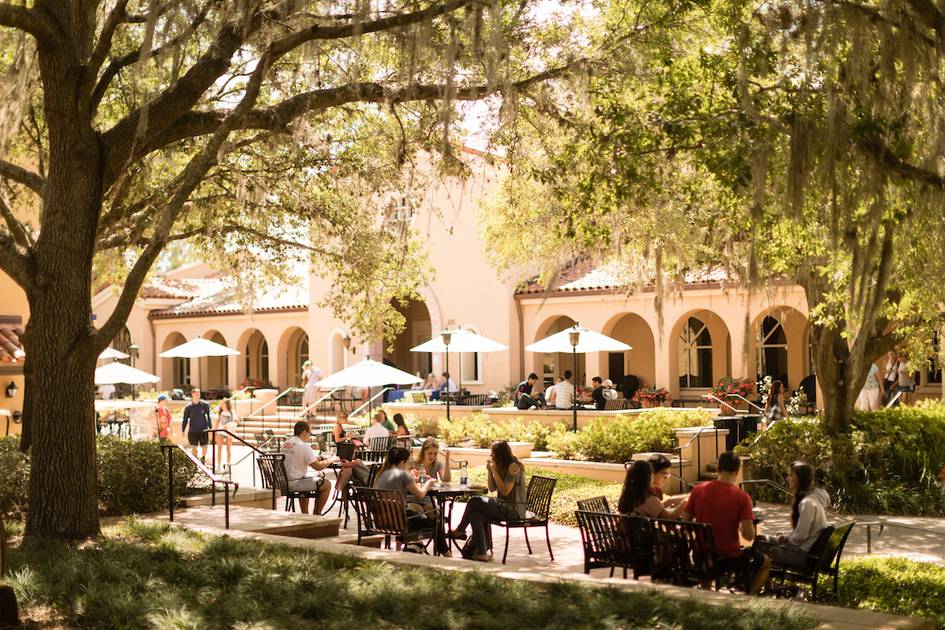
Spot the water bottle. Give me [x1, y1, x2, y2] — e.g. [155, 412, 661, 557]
[459, 461, 468, 487]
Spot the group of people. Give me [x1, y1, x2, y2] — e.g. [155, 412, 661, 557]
[160, 387, 240, 467]
[617, 452, 830, 595]
[515, 372, 620, 411]
[412, 371, 458, 393]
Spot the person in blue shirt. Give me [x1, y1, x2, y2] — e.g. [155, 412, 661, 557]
[181, 388, 212, 462]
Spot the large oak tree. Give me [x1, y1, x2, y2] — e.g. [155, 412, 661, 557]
[0, 0, 576, 539]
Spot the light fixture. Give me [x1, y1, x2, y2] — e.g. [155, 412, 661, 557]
[441, 331, 452, 346]
[568, 330, 580, 347]
[128, 343, 140, 358]
[5, 381, 18, 398]
[342, 334, 351, 349]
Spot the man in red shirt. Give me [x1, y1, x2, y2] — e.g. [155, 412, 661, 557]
[682, 451, 770, 595]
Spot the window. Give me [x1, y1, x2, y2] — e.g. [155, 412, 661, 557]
[927, 332, 942, 385]
[299, 334, 309, 365]
[173, 357, 191, 387]
[260, 340, 269, 382]
[757, 315, 789, 387]
[679, 317, 713, 388]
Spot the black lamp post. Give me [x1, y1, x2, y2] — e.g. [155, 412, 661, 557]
[569, 328, 580, 432]
[442, 330, 452, 421]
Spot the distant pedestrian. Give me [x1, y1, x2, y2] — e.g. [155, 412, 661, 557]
[856, 362, 884, 411]
[181, 388, 212, 462]
[155, 394, 172, 442]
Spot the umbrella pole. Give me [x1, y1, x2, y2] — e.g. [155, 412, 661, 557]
[445, 346, 451, 421]
[572, 347, 578, 432]
[458, 351, 462, 393]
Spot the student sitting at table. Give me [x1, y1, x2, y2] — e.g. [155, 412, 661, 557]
[363, 410, 390, 443]
[591, 376, 607, 410]
[450, 440, 526, 562]
[617, 460, 675, 518]
[647, 454, 685, 512]
[393, 413, 411, 438]
[411, 372, 424, 390]
[416, 438, 451, 482]
[545, 376, 563, 407]
[375, 447, 449, 555]
[753, 461, 829, 570]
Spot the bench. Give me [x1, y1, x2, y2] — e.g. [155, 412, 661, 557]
[575, 510, 653, 578]
[767, 521, 855, 601]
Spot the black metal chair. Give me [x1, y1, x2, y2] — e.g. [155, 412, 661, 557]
[335, 441, 356, 461]
[575, 510, 652, 578]
[256, 453, 324, 513]
[333, 460, 382, 528]
[494, 474, 557, 564]
[768, 521, 854, 601]
[350, 486, 436, 552]
[359, 449, 389, 464]
[650, 518, 725, 587]
[369, 435, 396, 451]
[576, 496, 612, 513]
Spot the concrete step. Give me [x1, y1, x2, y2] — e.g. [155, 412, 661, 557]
[156, 505, 342, 539]
[182, 487, 279, 510]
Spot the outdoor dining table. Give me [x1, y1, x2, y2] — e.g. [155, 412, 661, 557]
[426, 482, 488, 556]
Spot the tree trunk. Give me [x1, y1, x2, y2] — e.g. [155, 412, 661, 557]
[21, 37, 105, 539]
[810, 322, 867, 435]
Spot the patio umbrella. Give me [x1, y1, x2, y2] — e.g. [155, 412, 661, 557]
[317, 358, 422, 415]
[94, 362, 161, 385]
[98, 347, 130, 361]
[411, 329, 508, 420]
[158, 336, 240, 358]
[525, 324, 632, 431]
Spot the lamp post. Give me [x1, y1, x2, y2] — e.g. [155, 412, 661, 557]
[442, 330, 452, 421]
[128, 343, 140, 399]
[569, 328, 580, 432]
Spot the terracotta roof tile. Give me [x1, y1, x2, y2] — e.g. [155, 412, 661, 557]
[149, 277, 308, 318]
[515, 260, 731, 296]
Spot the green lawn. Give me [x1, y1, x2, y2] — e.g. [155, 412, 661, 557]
[4, 519, 815, 629]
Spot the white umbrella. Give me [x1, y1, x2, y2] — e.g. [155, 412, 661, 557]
[98, 347, 130, 361]
[525, 324, 632, 354]
[411, 329, 508, 419]
[94, 362, 161, 385]
[317, 358, 422, 388]
[526, 324, 631, 431]
[158, 336, 240, 358]
[410, 329, 508, 353]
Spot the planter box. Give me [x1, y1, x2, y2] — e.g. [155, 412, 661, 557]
[522, 454, 695, 491]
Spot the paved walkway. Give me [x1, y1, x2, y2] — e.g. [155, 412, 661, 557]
[216, 444, 945, 570]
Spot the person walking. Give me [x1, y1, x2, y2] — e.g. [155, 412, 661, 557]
[155, 394, 172, 442]
[764, 380, 787, 426]
[181, 388, 212, 462]
[856, 362, 884, 411]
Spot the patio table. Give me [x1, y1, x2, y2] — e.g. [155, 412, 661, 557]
[426, 482, 488, 556]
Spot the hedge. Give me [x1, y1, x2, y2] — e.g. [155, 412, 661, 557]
[736, 401, 945, 515]
[838, 557, 945, 629]
[0, 435, 201, 519]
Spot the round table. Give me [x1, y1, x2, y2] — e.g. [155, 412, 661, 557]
[426, 482, 488, 555]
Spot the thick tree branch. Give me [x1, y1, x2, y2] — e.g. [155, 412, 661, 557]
[0, 159, 46, 196]
[0, 190, 33, 248]
[903, 0, 945, 41]
[142, 64, 577, 152]
[0, 3, 57, 40]
[0, 229, 32, 291]
[859, 137, 945, 188]
[86, 0, 129, 85]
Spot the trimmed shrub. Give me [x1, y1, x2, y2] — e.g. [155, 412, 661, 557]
[736, 402, 945, 515]
[411, 413, 567, 450]
[0, 436, 200, 518]
[547, 409, 710, 464]
[838, 557, 945, 628]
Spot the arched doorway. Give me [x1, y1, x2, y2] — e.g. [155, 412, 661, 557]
[160, 332, 190, 390]
[532, 315, 581, 388]
[278, 327, 309, 387]
[384, 299, 433, 377]
[668, 309, 732, 397]
[603, 313, 656, 388]
[238, 329, 270, 386]
[201, 330, 229, 390]
[750, 307, 808, 390]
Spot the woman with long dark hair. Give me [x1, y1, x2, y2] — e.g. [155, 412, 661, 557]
[450, 440, 526, 562]
[617, 461, 672, 518]
[374, 446, 448, 554]
[754, 461, 829, 569]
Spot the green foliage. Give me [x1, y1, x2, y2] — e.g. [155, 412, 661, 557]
[408, 413, 567, 451]
[838, 557, 945, 629]
[547, 409, 710, 464]
[737, 402, 945, 514]
[0, 436, 200, 519]
[6, 518, 815, 629]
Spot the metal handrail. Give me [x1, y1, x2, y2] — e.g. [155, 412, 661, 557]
[885, 390, 902, 409]
[295, 387, 341, 420]
[700, 393, 743, 414]
[227, 431, 286, 483]
[672, 422, 721, 486]
[726, 393, 764, 413]
[207, 428, 271, 487]
[244, 387, 303, 420]
[349, 387, 392, 418]
[162, 442, 238, 529]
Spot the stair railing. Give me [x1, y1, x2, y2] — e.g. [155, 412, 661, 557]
[700, 393, 742, 414]
[162, 442, 239, 529]
[349, 387, 393, 418]
[726, 393, 764, 413]
[295, 387, 341, 420]
[207, 428, 271, 487]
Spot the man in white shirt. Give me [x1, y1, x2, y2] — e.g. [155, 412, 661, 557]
[282, 421, 335, 514]
[363, 412, 390, 443]
[440, 371, 458, 393]
[554, 370, 575, 410]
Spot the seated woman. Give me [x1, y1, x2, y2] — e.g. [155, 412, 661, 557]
[754, 462, 829, 569]
[393, 413, 411, 440]
[416, 437, 451, 482]
[374, 447, 448, 555]
[332, 411, 363, 448]
[450, 440, 525, 562]
[617, 460, 674, 519]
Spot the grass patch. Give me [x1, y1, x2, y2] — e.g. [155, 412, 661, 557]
[5, 518, 815, 629]
[837, 557, 945, 629]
